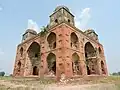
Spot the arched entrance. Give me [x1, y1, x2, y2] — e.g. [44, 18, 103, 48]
[71, 32, 79, 48]
[33, 66, 38, 75]
[85, 42, 98, 75]
[47, 53, 56, 75]
[72, 53, 81, 75]
[27, 42, 40, 75]
[47, 32, 56, 49]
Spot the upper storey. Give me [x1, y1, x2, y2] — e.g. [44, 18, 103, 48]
[49, 5, 75, 28]
[21, 6, 100, 44]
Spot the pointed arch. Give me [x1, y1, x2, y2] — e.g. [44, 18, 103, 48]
[101, 61, 106, 74]
[71, 32, 79, 48]
[47, 32, 56, 49]
[85, 42, 96, 58]
[47, 53, 56, 75]
[72, 53, 81, 75]
[84, 42, 97, 75]
[20, 47, 23, 57]
[27, 42, 41, 75]
[17, 61, 21, 72]
[27, 42, 40, 59]
[33, 66, 39, 75]
[98, 47, 102, 56]
[72, 53, 79, 63]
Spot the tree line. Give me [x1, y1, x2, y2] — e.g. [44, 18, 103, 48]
[111, 72, 120, 75]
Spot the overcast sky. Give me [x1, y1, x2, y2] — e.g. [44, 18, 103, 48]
[0, 0, 120, 75]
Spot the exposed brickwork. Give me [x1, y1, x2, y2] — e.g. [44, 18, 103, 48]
[13, 6, 108, 80]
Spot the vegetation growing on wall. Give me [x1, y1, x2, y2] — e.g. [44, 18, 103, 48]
[39, 26, 48, 37]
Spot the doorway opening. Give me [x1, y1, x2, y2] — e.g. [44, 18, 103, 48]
[33, 66, 38, 75]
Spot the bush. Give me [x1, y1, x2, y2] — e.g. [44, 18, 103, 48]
[0, 72, 5, 76]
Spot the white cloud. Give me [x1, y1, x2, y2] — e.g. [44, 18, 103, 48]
[27, 19, 39, 33]
[75, 8, 91, 30]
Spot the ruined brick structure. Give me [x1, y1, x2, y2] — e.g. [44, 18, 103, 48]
[13, 6, 108, 79]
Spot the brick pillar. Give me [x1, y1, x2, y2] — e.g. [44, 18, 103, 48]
[23, 51, 27, 76]
[97, 57, 102, 75]
[79, 52, 87, 75]
[56, 62, 61, 81]
[39, 53, 47, 77]
[55, 49, 64, 81]
[64, 57, 73, 79]
[96, 49, 102, 75]
[102, 55, 108, 76]
[79, 60, 87, 75]
[100, 47, 108, 76]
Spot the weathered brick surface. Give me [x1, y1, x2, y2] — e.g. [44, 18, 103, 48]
[13, 6, 108, 79]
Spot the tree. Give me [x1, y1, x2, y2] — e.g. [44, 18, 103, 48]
[117, 72, 120, 75]
[112, 71, 120, 76]
[112, 72, 118, 75]
[0, 71, 5, 76]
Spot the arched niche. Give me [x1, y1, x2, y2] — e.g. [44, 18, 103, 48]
[33, 66, 39, 75]
[101, 61, 106, 74]
[99, 47, 102, 57]
[84, 42, 97, 75]
[71, 32, 79, 48]
[47, 53, 56, 75]
[47, 32, 56, 49]
[17, 61, 21, 72]
[72, 53, 81, 75]
[20, 47, 23, 57]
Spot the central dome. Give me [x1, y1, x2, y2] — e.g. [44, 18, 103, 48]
[25, 29, 37, 35]
[54, 5, 69, 12]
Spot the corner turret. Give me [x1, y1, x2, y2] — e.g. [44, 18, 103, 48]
[84, 29, 99, 41]
[22, 29, 37, 42]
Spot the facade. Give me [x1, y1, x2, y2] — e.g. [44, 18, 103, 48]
[13, 6, 108, 79]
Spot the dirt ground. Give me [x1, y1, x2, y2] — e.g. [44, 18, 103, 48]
[0, 76, 120, 90]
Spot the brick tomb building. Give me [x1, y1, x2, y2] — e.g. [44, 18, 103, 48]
[13, 6, 108, 79]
